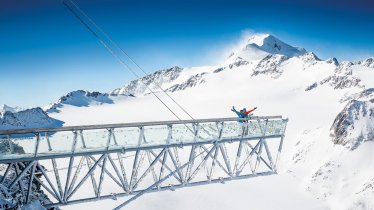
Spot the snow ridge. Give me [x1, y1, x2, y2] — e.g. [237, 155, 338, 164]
[0, 104, 23, 118]
[246, 34, 307, 57]
[111, 66, 183, 96]
[0, 107, 63, 130]
[166, 72, 207, 92]
[46, 90, 114, 113]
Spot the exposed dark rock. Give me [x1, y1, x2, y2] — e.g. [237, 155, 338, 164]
[228, 59, 249, 69]
[330, 95, 374, 149]
[111, 66, 183, 96]
[305, 83, 318, 91]
[166, 73, 207, 92]
[320, 75, 362, 89]
[252, 54, 288, 78]
[213, 67, 225, 73]
[326, 58, 339, 66]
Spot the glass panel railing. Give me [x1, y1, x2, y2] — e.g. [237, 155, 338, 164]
[113, 127, 140, 148]
[264, 120, 285, 136]
[74, 129, 110, 153]
[221, 121, 241, 138]
[142, 125, 169, 146]
[170, 124, 195, 144]
[197, 122, 219, 142]
[247, 120, 263, 137]
[0, 134, 36, 159]
[38, 131, 76, 156]
[0, 118, 288, 160]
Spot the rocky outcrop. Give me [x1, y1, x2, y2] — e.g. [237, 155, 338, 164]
[357, 57, 374, 68]
[319, 61, 363, 90]
[228, 58, 249, 69]
[166, 73, 207, 92]
[326, 57, 339, 66]
[330, 89, 374, 149]
[252, 54, 288, 78]
[111, 66, 183, 96]
[298, 52, 320, 68]
[320, 75, 362, 89]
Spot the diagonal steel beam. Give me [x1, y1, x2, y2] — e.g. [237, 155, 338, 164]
[108, 155, 128, 192]
[188, 145, 215, 182]
[133, 149, 166, 190]
[67, 154, 106, 200]
[88, 156, 123, 190]
[26, 162, 37, 203]
[148, 150, 182, 183]
[0, 163, 13, 184]
[36, 163, 62, 202]
[113, 144, 211, 210]
[8, 161, 36, 189]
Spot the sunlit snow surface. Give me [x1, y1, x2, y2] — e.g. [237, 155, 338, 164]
[5, 34, 373, 210]
[47, 54, 374, 210]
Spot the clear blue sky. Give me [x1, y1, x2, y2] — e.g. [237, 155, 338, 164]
[1, 0, 373, 108]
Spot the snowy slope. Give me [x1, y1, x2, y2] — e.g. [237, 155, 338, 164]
[5, 33, 374, 210]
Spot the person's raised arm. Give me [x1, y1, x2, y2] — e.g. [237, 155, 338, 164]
[231, 106, 240, 115]
[244, 107, 257, 115]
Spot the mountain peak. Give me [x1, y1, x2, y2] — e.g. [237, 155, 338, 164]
[227, 33, 307, 63]
[246, 33, 307, 57]
[246, 33, 273, 46]
[0, 107, 63, 130]
[0, 104, 23, 117]
[45, 90, 114, 113]
[359, 57, 374, 68]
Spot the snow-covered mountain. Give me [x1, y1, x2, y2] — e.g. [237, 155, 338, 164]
[0, 107, 63, 130]
[107, 34, 367, 101]
[110, 34, 308, 97]
[111, 66, 183, 96]
[330, 88, 374, 149]
[0, 104, 23, 118]
[3, 33, 374, 210]
[45, 90, 131, 113]
[227, 34, 307, 62]
[357, 57, 374, 68]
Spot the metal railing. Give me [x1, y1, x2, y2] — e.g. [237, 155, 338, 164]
[0, 116, 288, 209]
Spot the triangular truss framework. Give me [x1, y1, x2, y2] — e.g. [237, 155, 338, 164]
[0, 117, 287, 209]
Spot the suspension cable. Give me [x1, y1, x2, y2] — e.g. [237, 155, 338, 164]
[62, 0, 216, 137]
[63, 0, 195, 120]
[62, 0, 184, 121]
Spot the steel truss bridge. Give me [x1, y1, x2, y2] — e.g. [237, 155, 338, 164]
[0, 116, 287, 209]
